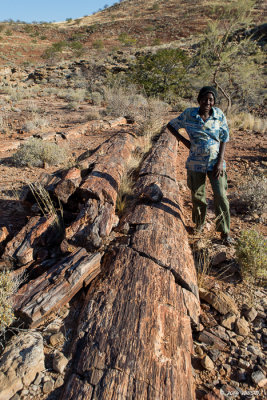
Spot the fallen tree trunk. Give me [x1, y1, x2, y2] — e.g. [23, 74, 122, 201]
[2, 215, 61, 267]
[65, 132, 136, 250]
[63, 247, 195, 400]
[79, 131, 136, 204]
[13, 248, 102, 328]
[61, 130, 199, 399]
[54, 167, 82, 204]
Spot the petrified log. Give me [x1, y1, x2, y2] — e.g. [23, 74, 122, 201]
[62, 248, 195, 400]
[54, 167, 82, 204]
[2, 215, 61, 266]
[79, 132, 136, 204]
[62, 130, 198, 399]
[65, 199, 119, 252]
[13, 248, 102, 328]
[64, 132, 136, 251]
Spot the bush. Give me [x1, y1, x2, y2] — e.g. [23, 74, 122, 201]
[104, 84, 168, 136]
[129, 48, 189, 98]
[12, 138, 69, 167]
[0, 270, 19, 332]
[91, 91, 103, 105]
[23, 115, 49, 132]
[235, 230, 267, 284]
[86, 110, 101, 121]
[92, 39, 104, 49]
[118, 33, 136, 47]
[231, 175, 267, 217]
[66, 101, 79, 110]
[64, 88, 86, 102]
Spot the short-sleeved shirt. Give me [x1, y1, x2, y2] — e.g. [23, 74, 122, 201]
[168, 107, 229, 173]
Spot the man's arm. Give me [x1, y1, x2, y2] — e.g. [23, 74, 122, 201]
[213, 142, 226, 179]
[166, 123, 191, 150]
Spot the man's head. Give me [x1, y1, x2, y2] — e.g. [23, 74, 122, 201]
[197, 86, 217, 104]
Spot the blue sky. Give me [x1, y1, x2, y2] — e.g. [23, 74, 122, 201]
[1, 0, 117, 23]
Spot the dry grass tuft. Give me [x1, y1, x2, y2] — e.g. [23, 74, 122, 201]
[229, 111, 266, 134]
[23, 114, 49, 132]
[104, 84, 168, 137]
[28, 182, 63, 230]
[86, 110, 101, 121]
[116, 172, 135, 217]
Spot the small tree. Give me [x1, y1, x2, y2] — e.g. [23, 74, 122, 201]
[130, 48, 189, 99]
[192, 0, 265, 112]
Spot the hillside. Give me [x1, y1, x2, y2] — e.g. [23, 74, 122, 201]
[0, 0, 266, 66]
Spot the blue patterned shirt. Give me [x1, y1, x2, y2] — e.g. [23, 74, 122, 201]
[168, 107, 229, 173]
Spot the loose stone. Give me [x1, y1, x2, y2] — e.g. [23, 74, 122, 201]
[235, 318, 250, 336]
[201, 355, 214, 371]
[251, 370, 266, 386]
[43, 379, 54, 394]
[50, 332, 65, 347]
[53, 352, 68, 374]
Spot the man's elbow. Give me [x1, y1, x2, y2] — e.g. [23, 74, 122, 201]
[166, 123, 175, 133]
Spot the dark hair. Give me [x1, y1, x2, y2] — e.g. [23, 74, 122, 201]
[197, 86, 217, 103]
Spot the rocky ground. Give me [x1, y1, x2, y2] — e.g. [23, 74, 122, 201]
[0, 64, 266, 400]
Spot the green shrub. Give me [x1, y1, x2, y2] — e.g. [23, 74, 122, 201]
[152, 3, 160, 11]
[92, 39, 104, 49]
[235, 230, 267, 284]
[152, 38, 161, 46]
[118, 33, 136, 47]
[129, 48, 189, 98]
[12, 138, 69, 167]
[42, 40, 68, 59]
[69, 41, 83, 51]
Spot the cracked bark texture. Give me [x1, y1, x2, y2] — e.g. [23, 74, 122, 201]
[62, 131, 199, 399]
[13, 248, 102, 328]
[65, 131, 136, 251]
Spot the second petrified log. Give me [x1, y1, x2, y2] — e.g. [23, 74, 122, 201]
[65, 131, 136, 250]
[13, 248, 102, 328]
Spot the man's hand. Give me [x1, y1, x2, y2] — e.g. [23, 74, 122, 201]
[213, 160, 224, 179]
[166, 123, 191, 149]
[213, 142, 227, 179]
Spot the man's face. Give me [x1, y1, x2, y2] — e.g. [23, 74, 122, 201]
[199, 93, 215, 113]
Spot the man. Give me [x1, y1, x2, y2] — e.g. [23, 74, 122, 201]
[167, 86, 233, 244]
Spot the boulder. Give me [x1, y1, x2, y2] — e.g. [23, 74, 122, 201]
[0, 332, 44, 400]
